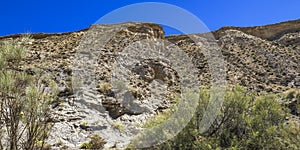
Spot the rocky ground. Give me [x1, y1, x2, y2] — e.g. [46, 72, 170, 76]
[0, 19, 299, 149]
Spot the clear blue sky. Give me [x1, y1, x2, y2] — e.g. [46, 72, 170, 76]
[1, 0, 299, 36]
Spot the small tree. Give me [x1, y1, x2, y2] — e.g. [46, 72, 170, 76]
[0, 38, 52, 150]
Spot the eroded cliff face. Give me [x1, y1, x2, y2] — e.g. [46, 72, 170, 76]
[213, 19, 300, 41]
[0, 20, 299, 149]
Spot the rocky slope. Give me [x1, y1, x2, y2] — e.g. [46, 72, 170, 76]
[213, 19, 300, 41]
[0, 19, 299, 149]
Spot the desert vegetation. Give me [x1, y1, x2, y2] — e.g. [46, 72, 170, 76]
[79, 134, 106, 149]
[141, 86, 300, 149]
[0, 38, 53, 150]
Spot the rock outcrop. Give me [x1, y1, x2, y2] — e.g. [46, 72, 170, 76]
[213, 19, 300, 40]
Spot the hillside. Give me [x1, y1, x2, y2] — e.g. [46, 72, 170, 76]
[0, 20, 299, 149]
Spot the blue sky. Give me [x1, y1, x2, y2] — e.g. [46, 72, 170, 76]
[1, 0, 299, 36]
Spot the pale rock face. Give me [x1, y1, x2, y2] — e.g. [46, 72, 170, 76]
[276, 31, 300, 47]
[0, 19, 299, 149]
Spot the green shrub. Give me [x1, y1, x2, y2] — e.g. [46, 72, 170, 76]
[112, 122, 125, 132]
[0, 38, 53, 150]
[0, 40, 26, 65]
[152, 86, 298, 149]
[80, 134, 106, 149]
[97, 82, 112, 94]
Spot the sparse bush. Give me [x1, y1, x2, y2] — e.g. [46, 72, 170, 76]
[97, 82, 112, 94]
[282, 89, 300, 117]
[80, 134, 106, 149]
[112, 122, 125, 132]
[0, 38, 53, 150]
[0, 40, 26, 65]
[283, 89, 300, 102]
[143, 109, 173, 128]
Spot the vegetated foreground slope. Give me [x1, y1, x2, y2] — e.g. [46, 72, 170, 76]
[0, 19, 299, 149]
